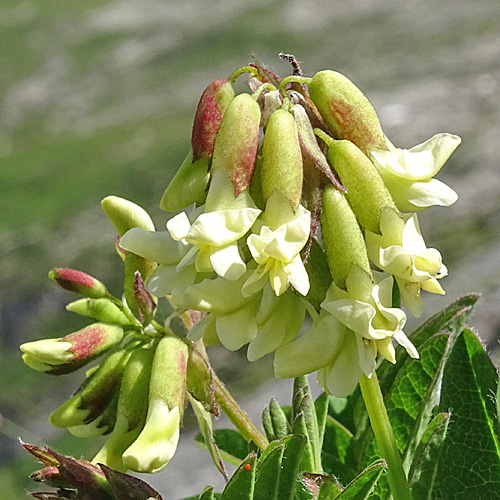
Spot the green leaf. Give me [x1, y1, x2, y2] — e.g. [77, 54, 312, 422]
[358, 333, 453, 499]
[195, 428, 249, 466]
[436, 329, 500, 498]
[409, 412, 451, 500]
[322, 415, 355, 482]
[378, 294, 479, 395]
[190, 395, 228, 480]
[314, 392, 329, 457]
[253, 442, 286, 500]
[199, 486, 215, 500]
[277, 434, 307, 500]
[220, 454, 257, 500]
[334, 459, 386, 499]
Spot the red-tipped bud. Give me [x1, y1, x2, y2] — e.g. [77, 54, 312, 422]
[308, 70, 386, 156]
[192, 79, 235, 160]
[211, 93, 261, 196]
[133, 272, 156, 326]
[49, 269, 110, 299]
[21, 323, 124, 375]
[30, 466, 69, 489]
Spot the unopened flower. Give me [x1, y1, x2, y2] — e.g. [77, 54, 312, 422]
[243, 192, 311, 297]
[49, 268, 110, 299]
[370, 134, 460, 212]
[275, 267, 417, 397]
[168, 169, 261, 281]
[366, 210, 447, 317]
[20, 324, 124, 374]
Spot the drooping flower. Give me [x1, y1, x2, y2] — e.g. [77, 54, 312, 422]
[274, 267, 417, 397]
[242, 192, 311, 297]
[167, 169, 261, 282]
[365, 209, 448, 317]
[177, 271, 305, 360]
[370, 133, 460, 212]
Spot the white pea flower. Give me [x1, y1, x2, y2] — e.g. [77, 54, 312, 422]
[243, 192, 311, 297]
[274, 267, 417, 397]
[366, 209, 447, 317]
[370, 133, 460, 212]
[168, 169, 261, 281]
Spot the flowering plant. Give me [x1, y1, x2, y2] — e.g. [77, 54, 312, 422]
[20, 55, 499, 500]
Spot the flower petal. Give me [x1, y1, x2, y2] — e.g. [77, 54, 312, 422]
[209, 243, 246, 281]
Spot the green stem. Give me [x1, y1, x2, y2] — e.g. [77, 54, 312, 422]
[212, 372, 269, 451]
[360, 372, 413, 500]
[251, 82, 277, 101]
[278, 75, 312, 96]
[229, 65, 259, 84]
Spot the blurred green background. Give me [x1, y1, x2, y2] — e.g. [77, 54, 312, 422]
[1, 0, 499, 498]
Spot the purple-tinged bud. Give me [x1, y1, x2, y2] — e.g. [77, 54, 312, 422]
[49, 269, 109, 299]
[326, 139, 398, 234]
[100, 464, 164, 500]
[261, 108, 303, 210]
[308, 70, 386, 156]
[291, 104, 344, 192]
[321, 185, 371, 289]
[21, 442, 60, 467]
[21, 323, 124, 375]
[133, 272, 156, 326]
[211, 93, 261, 196]
[32, 493, 68, 500]
[30, 466, 69, 489]
[192, 79, 235, 161]
[66, 298, 134, 328]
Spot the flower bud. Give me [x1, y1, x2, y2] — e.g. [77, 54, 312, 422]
[122, 336, 188, 473]
[49, 345, 133, 428]
[192, 79, 235, 160]
[321, 185, 371, 290]
[326, 139, 398, 234]
[21, 323, 124, 375]
[133, 271, 156, 326]
[159, 151, 210, 211]
[186, 344, 217, 415]
[101, 196, 155, 236]
[49, 269, 109, 299]
[291, 104, 343, 190]
[211, 93, 261, 196]
[92, 346, 155, 471]
[66, 298, 133, 327]
[308, 70, 386, 156]
[261, 108, 303, 210]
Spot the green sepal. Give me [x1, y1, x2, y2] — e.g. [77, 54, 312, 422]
[66, 298, 133, 327]
[160, 152, 210, 212]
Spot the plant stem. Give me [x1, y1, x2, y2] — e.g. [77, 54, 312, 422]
[360, 372, 413, 500]
[212, 372, 269, 451]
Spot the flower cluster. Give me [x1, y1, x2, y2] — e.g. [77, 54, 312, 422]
[20, 57, 460, 475]
[20, 198, 217, 474]
[119, 60, 459, 397]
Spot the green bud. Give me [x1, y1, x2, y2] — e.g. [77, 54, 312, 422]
[49, 268, 110, 299]
[186, 344, 217, 415]
[92, 346, 155, 472]
[21, 323, 124, 375]
[66, 298, 133, 327]
[327, 139, 398, 234]
[321, 185, 371, 289]
[121, 336, 187, 473]
[266, 398, 290, 441]
[261, 108, 303, 210]
[308, 70, 386, 156]
[49, 345, 133, 428]
[159, 152, 210, 212]
[101, 196, 155, 236]
[211, 93, 261, 196]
